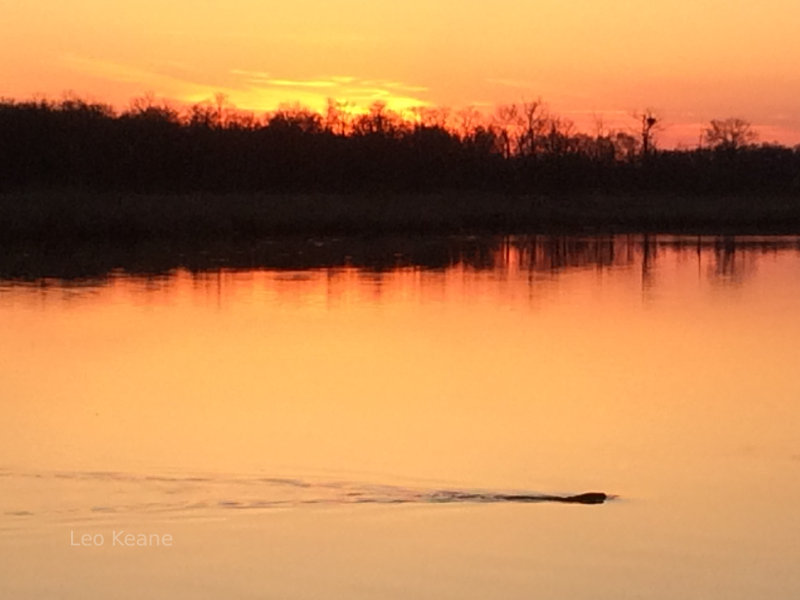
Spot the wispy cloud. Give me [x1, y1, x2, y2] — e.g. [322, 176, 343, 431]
[262, 79, 338, 89]
[228, 71, 430, 113]
[230, 69, 272, 81]
[61, 54, 430, 114]
[233, 71, 427, 97]
[61, 54, 236, 100]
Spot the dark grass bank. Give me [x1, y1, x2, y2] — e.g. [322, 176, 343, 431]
[3, 191, 800, 243]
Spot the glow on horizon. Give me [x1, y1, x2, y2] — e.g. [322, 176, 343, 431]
[3, 0, 800, 146]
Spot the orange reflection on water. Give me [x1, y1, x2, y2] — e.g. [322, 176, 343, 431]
[1, 236, 798, 485]
[1, 236, 799, 600]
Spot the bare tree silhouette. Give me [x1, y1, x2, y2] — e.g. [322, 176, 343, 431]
[703, 118, 758, 151]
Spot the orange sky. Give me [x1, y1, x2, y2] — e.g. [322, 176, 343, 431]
[3, 0, 800, 146]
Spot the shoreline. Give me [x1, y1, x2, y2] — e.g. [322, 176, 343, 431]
[3, 190, 800, 242]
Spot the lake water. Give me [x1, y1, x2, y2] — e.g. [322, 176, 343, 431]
[1, 235, 799, 599]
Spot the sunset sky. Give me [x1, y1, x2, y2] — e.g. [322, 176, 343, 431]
[3, 0, 800, 146]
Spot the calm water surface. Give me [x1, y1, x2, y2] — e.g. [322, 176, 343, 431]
[1, 235, 799, 599]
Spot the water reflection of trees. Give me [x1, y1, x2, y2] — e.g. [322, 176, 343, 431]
[1, 235, 798, 289]
[480, 236, 796, 288]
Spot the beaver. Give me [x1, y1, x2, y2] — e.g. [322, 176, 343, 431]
[494, 492, 608, 504]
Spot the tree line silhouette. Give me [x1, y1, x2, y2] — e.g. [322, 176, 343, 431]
[1, 95, 799, 194]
